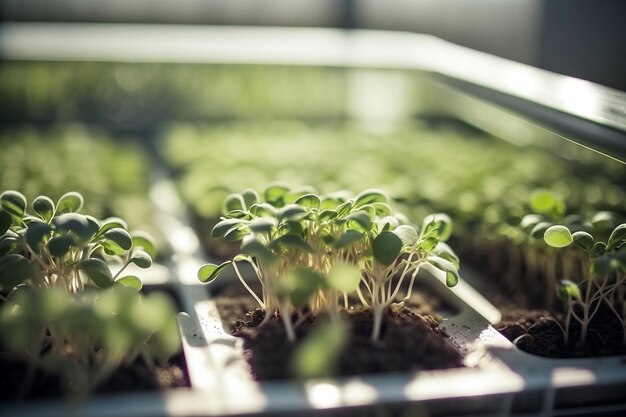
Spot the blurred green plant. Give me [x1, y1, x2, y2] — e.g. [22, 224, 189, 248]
[0, 190, 179, 400]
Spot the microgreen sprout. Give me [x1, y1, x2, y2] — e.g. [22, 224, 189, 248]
[198, 186, 460, 342]
[0, 190, 156, 294]
[544, 222, 626, 345]
[0, 190, 178, 399]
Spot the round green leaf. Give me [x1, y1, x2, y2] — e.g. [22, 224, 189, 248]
[25, 222, 51, 252]
[131, 232, 157, 258]
[346, 211, 372, 232]
[0, 210, 12, 235]
[607, 224, 626, 251]
[98, 217, 129, 235]
[572, 231, 594, 251]
[32, 195, 55, 222]
[393, 225, 419, 246]
[242, 240, 276, 264]
[116, 275, 143, 291]
[130, 249, 152, 268]
[529, 189, 565, 218]
[520, 214, 544, 231]
[0, 190, 27, 218]
[48, 235, 75, 257]
[272, 234, 312, 253]
[556, 279, 581, 301]
[197, 261, 231, 283]
[56, 191, 84, 214]
[354, 189, 388, 208]
[295, 194, 321, 210]
[334, 230, 364, 248]
[249, 217, 276, 234]
[284, 267, 327, 308]
[76, 258, 113, 288]
[279, 205, 308, 222]
[223, 193, 246, 214]
[211, 218, 246, 239]
[530, 221, 552, 239]
[52, 213, 94, 241]
[544, 225, 573, 248]
[421, 213, 453, 242]
[432, 241, 460, 270]
[373, 231, 403, 265]
[0, 254, 34, 289]
[102, 228, 133, 255]
[241, 189, 260, 210]
[591, 241, 607, 257]
[264, 183, 290, 205]
[328, 263, 361, 293]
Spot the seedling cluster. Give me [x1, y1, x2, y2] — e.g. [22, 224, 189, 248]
[198, 186, 460, 343]
[542, 222, 626, 345]
[0, 190, 179, 399]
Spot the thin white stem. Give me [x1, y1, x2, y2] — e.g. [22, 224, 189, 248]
[232, 262, 265, 309]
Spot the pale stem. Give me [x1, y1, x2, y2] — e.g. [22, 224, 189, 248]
[232, 261, 265, 309]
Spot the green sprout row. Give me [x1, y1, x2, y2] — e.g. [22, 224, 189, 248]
[0, 190, 179, 399]
[198, 186, 459, 342]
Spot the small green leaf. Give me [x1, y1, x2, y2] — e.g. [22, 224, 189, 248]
[47, 235, 75, 257]
[0, 190, 27, 218]
[0, 234, 19, 257]
[432, 242, 460, 270]
[529, 189, 565, 219]
[530, 222, 552, 239]
[76, 258, 113, 288]
[373, 231, 403, 265]
[249, 217, 276, 234]
[556, 280, 581, 302]
[591, 211, 616, 231]
[249, 203, 279, 217]
[334, 230, 364, 248]
[0, 210, 13, 235]
[211, 218, 247, 238]
[52, 213, 94, 241]
[591, 255, 612, 275]
[241, 240, 276, 264]
[427, 255, 459, 287]
[98, 217, 129, 235]
[263, 183, 289, 206]
[56, 191, 84, 214]
[295, 194, 321, 210]
[591, 241, 607, 257]
[328, 263, 361, 293]
[0, 254, 34, 289]
[354, 189, 388, 208]
[25, 222, 51, 252]
[544, 225, 573, 248]
[318, 209, 338, 222]
[116, 275, 143, 291]
[607, 224, 626, 251]
[335, 201, 353, 218]
[272, 234, 312, 253]
[223, 225, 248, 243]
[346, 211, 371, 232]
[284, 186, 317, 204]
[32, 195, 55, 221]
[572, 231, 594, 251]
[131, 232, 157, 259]
[102, 228, 133, 255]
[223, 193, 246, 214]
[197, 261, 231, 283]
[421, 213, 453, 242]
[393, 225, 419, 246]
[520, 214, 544, 231]
[279, 205, 308, 222]
[130, 250, 152, 268]
[375, 216, 399, 232]
[241, 189, 260, 210]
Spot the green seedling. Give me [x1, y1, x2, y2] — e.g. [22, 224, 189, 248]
[0, 285, 180, 399]
[0, 189, 177, 399]
[0, 190, 155, 293]
[198, 186, 460, 342]
[545, 223, 626, 345]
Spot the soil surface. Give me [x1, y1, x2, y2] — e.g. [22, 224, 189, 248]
[214, 285, 464, 380]
[496, 305, 626, 358]
[0, 352, 189, 402]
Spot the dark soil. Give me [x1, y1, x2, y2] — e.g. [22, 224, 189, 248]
[496, 306, 626, 358]
[214, 286, 464, 380]
[0, 352, 189, 402]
